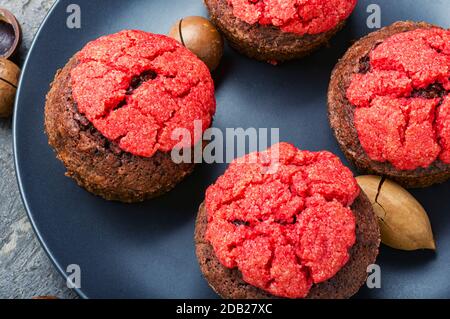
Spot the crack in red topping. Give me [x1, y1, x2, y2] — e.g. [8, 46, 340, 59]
[205, 143, 359, 298]
[70, 30, 216, 157]
[227, 0, 357, 35]
[346, 28, 450, 170]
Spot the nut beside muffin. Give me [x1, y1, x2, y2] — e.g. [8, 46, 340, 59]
[205, 0, 357, 63]
[328, 21, 450, 188]
[195, 143, 380, 299]
[45, 30, 216, 202]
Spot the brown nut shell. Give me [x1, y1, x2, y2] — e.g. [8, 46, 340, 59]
[357, 175, 436, 251]
[169, 16, 223, 71]
[0, 8, 21, 59]
[0, 57, 20, 118]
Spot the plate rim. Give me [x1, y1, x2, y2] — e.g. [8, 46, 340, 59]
[12, 0, 88, 299]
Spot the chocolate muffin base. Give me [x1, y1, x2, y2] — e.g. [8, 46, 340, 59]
[205, 0, 347, 63]
[328, 21, 450, 188]
[195, 191, 380, 299]
[45, 57, 196, 203]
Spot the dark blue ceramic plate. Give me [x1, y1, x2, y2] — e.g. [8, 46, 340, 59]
[13, 0, 450, 298]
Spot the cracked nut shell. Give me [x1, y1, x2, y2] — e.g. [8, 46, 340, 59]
[0, 8, 21, 59]
[0, 57, 20, 118]
[168, 16, 223, 71]
[356, 175, 436, 251]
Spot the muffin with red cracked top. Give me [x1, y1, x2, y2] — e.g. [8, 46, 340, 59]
[204, 0, 358, 63]
[45, 30, 216, 202]
[328, 21, 450, 188]
[195, 143, 380, 299]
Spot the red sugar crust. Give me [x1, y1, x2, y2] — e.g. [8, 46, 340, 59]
[346, 28, 450, 170]
[70, 30, 216, 157]
[226, 0, 357, 35]
[437, 96, 450, 163]
[204, 143, 359, 298]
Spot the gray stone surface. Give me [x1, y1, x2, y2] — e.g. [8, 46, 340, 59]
[0, 0, 77, 299]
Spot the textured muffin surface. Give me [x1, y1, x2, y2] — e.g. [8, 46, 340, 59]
[71, 30, 215, 157]
[45, 31, 216, 202]
[328, 21, 450, 188]
[226, 0, 356, 35]
[346, 28, 450, 171]
[203, 143, 361, 298]
[205, 0, 350, 62]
